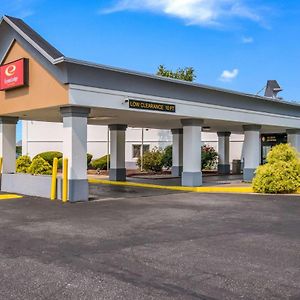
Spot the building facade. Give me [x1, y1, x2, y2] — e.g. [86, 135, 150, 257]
[22, 121, 244, 169]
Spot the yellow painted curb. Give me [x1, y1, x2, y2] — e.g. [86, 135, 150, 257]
[0, 194, 23, 201]
[88, 178, 254, 194]
[88, 179, 300, 195]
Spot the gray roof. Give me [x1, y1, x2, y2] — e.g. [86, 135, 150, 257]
[3, 15, 64, 61]
[1, 15, 299, 110]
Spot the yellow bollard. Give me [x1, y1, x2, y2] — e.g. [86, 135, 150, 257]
[50, 157, 58, 200]
[0, 157, 2, 175]
[62, 158, 68, 203]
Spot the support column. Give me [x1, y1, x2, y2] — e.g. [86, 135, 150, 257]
[0, 117, 18, 174]
[287, 129, 300, 153]
[60, 106, 90, 202]
[171, 129, 183, 177]
[181, 119, 203, 186]
[109, 124, 127, 181]
[217, 132, 231, 175]
[243, 125, 261, 182]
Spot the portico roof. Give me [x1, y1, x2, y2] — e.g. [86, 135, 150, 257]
[0, 15, 300, 133]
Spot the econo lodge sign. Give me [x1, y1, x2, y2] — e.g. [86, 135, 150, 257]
[0, 58, 28, 91]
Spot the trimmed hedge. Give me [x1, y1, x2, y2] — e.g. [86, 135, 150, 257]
[91, 155, 110, 170]
[87, 153, 93, 167]
[252, 144, 300, 194]
[33, 152, 93, 169]
[33, 151, 62, 166]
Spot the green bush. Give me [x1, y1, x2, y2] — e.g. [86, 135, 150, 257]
[162, 145, 172, 169]
[58, 158, 63, 170]
[202, 145, 218, 170]
[137, 148, 164, 172]
[33, 151, 62, 166]
[28, 156, 52, 175]
[91, 155, 110, 170]
[252, 144, 300, 194]
[87, 153, 93, 167]
[16, 155, 31, 173]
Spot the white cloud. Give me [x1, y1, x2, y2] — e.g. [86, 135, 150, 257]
[219, 68, 239, 82]
[0, 0, 37, 18]
[102, 0, 261, 27]
[242, 36, 254, 44]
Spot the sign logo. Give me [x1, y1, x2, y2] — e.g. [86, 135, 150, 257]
[5, 65, 17, 77]
[129, 99, 176, 113]
[0, 58, 29, 91]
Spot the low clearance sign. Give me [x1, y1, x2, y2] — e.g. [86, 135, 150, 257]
[0, 58, 28, 91]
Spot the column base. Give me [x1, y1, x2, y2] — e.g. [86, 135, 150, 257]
[109, 168, 126, 181]
[172, 166, 183, 177]
[182, 172, 202, 187]
[68, 179, 89, 202]
[57, 179, 89, 202]
[218, 164, 230, 175]
[243, 168, 256, 182]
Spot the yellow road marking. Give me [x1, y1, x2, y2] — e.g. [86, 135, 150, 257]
[88, 178, 255, 194]
[0, 194, 23, 200]
[89, 179, 300, 195]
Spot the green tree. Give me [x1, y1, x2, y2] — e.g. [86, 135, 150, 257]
[156, 65, 196, 82]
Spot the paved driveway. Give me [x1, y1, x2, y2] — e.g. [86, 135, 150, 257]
[0, 188, 300, 299]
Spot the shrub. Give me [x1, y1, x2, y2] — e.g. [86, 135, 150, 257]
[28, 156, 52, 175]
[252, 144, 300, 194]
[33, 151, 62, 166]
[58, 158, 63, 170]
[16, 155, 31, 173]
[162, 145, 172, 169]
[87, 153, 93, 167]
[137, 148, 164, 172]
[202, 145, 218, 170]
[91, 155, 110, 170]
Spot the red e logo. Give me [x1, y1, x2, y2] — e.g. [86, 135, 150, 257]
[5, 65, 16, 77]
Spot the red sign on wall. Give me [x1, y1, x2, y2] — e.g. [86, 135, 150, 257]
[0, 58, 29, 91]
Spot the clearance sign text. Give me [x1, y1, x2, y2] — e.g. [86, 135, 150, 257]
[129, 99, 176, 113]
[0, 58, 28, 91]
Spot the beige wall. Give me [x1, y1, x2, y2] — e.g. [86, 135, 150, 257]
[0, 41, 68, 115]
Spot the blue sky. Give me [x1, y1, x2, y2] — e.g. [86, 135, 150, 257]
[1, 0, 300, 140]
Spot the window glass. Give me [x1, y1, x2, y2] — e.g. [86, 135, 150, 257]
[132, 145, 141, 158]
[132, 144, 150, 158]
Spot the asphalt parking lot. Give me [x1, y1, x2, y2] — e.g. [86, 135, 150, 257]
[0, 185, 300, 300]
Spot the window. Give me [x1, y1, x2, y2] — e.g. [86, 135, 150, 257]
[132, 144, 150, 158]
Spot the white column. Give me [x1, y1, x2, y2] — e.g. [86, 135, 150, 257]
[243, 125, 261, 181]
[109, 124, 127, 181]
[22, 120, 29, 156]
[171, 129, 183, 177]
[217, 132, 231, 174]
[0, 117, 18, 174]
[181, 119, 203, 186]
[60, 107, 90, 202]
[287, 129, 300, 153]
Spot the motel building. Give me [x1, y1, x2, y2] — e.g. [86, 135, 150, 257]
[1, 15, 300, 202]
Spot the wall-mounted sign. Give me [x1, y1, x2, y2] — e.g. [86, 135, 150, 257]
[129, 99, 176, 113]
[0, 58, 29, 91]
